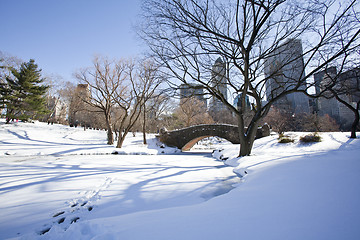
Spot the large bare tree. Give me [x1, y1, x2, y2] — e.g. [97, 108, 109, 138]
[315, 66, 360, 138]
[143, 92, 174, 133]
[175, 96, 213, 128]
[141, 0, 360, 156]
[113, 59, 163, 148]
[75, 56, 127, 145]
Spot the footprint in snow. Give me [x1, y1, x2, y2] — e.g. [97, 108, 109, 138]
[38, 177, 113, 235]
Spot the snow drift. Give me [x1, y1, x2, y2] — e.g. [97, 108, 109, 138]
[0, 120, 359, 239]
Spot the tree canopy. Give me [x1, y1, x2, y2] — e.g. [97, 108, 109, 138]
[140, 0, 360, 156]
[1, 59, 48, 122]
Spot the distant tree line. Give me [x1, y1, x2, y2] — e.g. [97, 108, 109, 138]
[0, 51, 343, 131]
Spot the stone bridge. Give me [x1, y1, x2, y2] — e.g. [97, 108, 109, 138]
[158, 124, 270, 151]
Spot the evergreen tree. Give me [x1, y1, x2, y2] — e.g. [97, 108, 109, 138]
[0, 80, 13, 115]
[0, 59, 14, 118]
[0, 58, 6, 106]
[5, 59, 49, 122]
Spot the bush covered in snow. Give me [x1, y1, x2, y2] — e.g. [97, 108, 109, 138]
[300, 133, 322, 143]
[278, 133, 295, 143]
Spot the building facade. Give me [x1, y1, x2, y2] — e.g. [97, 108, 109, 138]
[209, 57, 228, 114]
[68, 84, 91, 127]
[179, 84, 207, 107]
[46, 96, 67, 124]
[314, 67, 360, 129]
[264, 39, 310, 114]
[234, 93, 251, 112]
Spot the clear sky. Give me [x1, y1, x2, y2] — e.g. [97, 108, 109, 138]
[0, 0, 144, 83]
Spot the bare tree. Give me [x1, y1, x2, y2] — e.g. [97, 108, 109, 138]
[332, 74, 360, 138]
[263, 107, 339, 133]
[113, 59, 162, 148]
[262, 106, 295, 134]
[59, 81, 80, 125]
[0, 52, 23, 114]
[175, 96, 213, 128]
[304, 113, 339, 132]
[209, 108, 238, 125]
[75, 56, 127, 144]
[145, 93, 174, 133]
[316, 67, 360, 137]
[58, 81, 77, 106]
[141, 0, 360, 156]
[138, 60, 165, 144]
[39, 74, 68, 124]
[0, 51, 22, 83]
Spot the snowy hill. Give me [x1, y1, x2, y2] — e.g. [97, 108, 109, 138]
[0, 120, 359, 239]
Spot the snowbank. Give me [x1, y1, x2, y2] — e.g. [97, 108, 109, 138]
[1, 120, 359, 240]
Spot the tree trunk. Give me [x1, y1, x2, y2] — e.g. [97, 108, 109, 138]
[116, 129, 129, 148]
[142, 105, 147, 144]
[107, 128, 114, 145]
[237, 114, 259, 157]
[239, 138, 252, 156]
[105, 117, 114, 145]
[237, 116, 250, 157]
[239, 130, 257, 156]
[334, 95, 359, 139]
[116, 135, 125, 148]
[350, 102, 359, 138]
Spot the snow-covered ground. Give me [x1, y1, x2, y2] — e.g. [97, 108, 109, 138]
[1, 120, 360, 239]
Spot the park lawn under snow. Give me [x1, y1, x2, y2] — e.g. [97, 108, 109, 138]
[0, 120, 360, 240]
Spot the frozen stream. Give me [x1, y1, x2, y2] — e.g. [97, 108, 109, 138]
[0, 153, 239, 239]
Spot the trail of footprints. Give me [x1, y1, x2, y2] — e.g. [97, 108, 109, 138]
[39, 200, 94, 235]
[39, 177, 113, 235]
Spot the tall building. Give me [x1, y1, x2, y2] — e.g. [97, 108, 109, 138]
[314, 67, 360, 129]
[314, 67, 339, 118]
[179, 84, 207, 107]
[46, 96, 67, 124]
[234, 93, 251, 111]
[340, 68, 360, 103]
[313, 66, 337, 98]
[69, 84, 91, 127]
[264, 39, 310, 114]
[209, 57, 228, 114]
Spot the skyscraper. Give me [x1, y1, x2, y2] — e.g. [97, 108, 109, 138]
[234, 93, 251, 111]
[264, 39, 310, 114]
[68, 84, 91, 127]
[179, 84, 207, 107]
[209, 57, 228, 114]
[314, 67, 360, 129]
[313, 67, 338, 117]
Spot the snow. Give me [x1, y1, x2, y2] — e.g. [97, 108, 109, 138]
[1, 119, 360, 240]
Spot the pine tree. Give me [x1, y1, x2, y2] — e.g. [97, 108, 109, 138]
[0, 59, 15, 121]
[0, 80, 13, 115]
[5, 59, 49, 122]
[0, 59, 6, 108]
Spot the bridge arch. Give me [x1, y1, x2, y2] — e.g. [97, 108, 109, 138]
[182, 136, 212, 151]
[158, 124, 270, 151]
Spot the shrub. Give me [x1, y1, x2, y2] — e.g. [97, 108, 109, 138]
[300, 133, 322, 143]
[278, 134, 295, 143]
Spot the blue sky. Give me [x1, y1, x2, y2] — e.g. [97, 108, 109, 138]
[0, 0, 144, 82]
